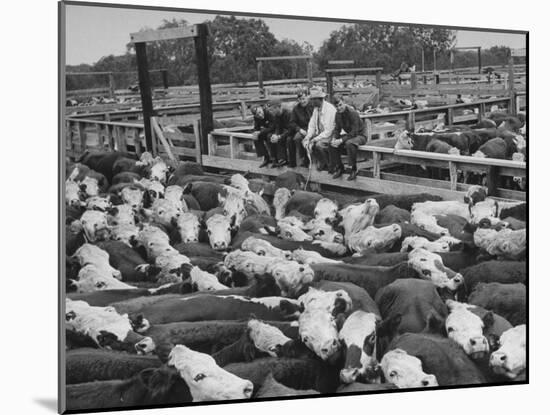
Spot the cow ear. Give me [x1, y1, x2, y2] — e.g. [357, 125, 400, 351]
[142, 189, 152, 208]
[376, 314, 401, 338]
[335, 313, 347, 331]
[182, 183, 192, 194]
[482, 311, 495, 329]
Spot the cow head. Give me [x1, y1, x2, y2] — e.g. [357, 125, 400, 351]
[445, 300, 490, 360]
[267, 261, 314, 298]
[148, 158, 170, 183]
[393, 130, 413, 150]
[66, 180, 86, 208]
[230, 174, 250, 192]
[339, 311, 381, 384]
[219, 192, 246, 229]
[407, 248, 464, 291]
[71, 265, 134, 293]
[206, 214, 232, 251]
[247, 319, 292, 357]
[464, 185, 487, 206]
[381, 349, 438, 388]
[108, 204, 136, 226]
[278, 221, 313, 242]
[80, 176, 100, 198]
[151, 199, 182, 228]
[190, 266, 229, 291]
[120, 186, 145, 210]
[175, 212, 201, 243]
[314, 198, 340, 224]
[111, 224, 139, 246]
[304, 218, 344, 244]
[489, 325, 526, 379]
[348, 224, 402, 254]
[299, 309, 340, 361]
[65, 299, 154, 354]
[74, 210, 111, 242]
[298, 287, 352, 315]
[241, 236, 292, 259]
[273, 188, 292, 220]
[340, 199, 379, 241]
[85, 196, 112, 212]
[168, 345, 254, 401]
[164, 185, 188, 211]
[470, 199, 498, 224]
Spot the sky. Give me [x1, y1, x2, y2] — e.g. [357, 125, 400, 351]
[65, 3, 527, 65]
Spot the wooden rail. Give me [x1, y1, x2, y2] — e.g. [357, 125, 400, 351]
[202, 97, 525, 201]
[65, 116, 201, 162]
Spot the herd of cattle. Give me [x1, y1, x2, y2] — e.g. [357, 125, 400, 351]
[64, 149, 527, 411]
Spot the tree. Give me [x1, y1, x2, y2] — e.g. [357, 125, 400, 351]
[316, 23, 456, 72]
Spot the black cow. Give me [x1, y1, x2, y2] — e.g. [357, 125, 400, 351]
[68, 289, 152, 307]
[182, 181, 225, 211]
[274, 171, 307, 191]
[66, 348, 162, 384]
[370, 193, 443, 211]
[78, 150, 137, 184]
[255, 373, 319, 398]
[375, 205, 410, 224]
[460, 261, 526, 298]
[386, 333, 487, 386]
[166, 162, 205, 185]
[467, 282, 526, 326]
[283, 191, 324, 217]
[65, 367, 191, 411]
[96, 241, 151, 282]
[311, 262, 418, 299]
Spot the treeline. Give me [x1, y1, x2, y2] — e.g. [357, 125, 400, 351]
[66, 16, 521, 91]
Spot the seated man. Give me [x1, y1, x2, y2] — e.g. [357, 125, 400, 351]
[302, 87, 337, 171]
[328, 94, 367, 181]
[251, 103, 276, 168]
[288, 90, 314, 167]
[268, 99, 293, 168]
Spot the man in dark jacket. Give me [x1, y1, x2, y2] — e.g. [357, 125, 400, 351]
[328, 95, 367, 180]
[252, 103, 276, 168]
[268, 99, 293, 167]
[287, 90, 314, 167]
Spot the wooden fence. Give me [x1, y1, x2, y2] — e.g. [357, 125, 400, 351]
[203, 96, 525, 201]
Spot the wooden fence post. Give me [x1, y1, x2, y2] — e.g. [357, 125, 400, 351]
[108, 72, 115, 98]
[161, 69, 169, 90]
[306, 58, 313, 87]
[194, 23, 214, 156]
[134, 41, 155, 155]
[375, 70, 382, 91]
[449, 161, 458, 190]
[257, 61, 264, 98]
[372, 152, 381, 179]
[326, 72, 333, 101]
[411, 72, 417, 91]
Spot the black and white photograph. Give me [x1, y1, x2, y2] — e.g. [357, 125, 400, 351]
[58, 0, 528, 413]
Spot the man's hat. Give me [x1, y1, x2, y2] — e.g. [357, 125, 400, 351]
[309, 87, 326, 99]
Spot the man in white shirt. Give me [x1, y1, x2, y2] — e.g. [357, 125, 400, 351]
[302, 87, 337, 171]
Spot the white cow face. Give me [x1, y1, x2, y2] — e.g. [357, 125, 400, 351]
[298, 287, 352, 314]
[73, 243, 110, 266]
[381, 349, 438, 388]
[304, 219, 344, 244]
[219, 192, 246, 228]
[85, 196, 112, 212]
[120, 187, 144, 210]
[164, 185, 188, 211]
[149, 159, 169, 183]
[267, 261, 314, 297]
[206, 214, 232, 251]
[190, 267, 228, 291]
[314, 198, 339, 223]
[339, 311, 380, 384]
[168, 345, 253, 401]
[408, 248, 464, 290]
[393, 130, 413, 150]
[278, 222, 313, 242]
[400, 236, 452, 253]
[155, 251, 190, 273]
[299, 309, 340, 360]
[66, 180, 85, 208]
[80, 176, 100, 198]
[470, 199, 498, 224]
[247, 319, 292, 357]
[490, 325, 526, 379]
[340, 199, 379, 240]
[273, 188, 292, 220]
[151, 199, 182, 228]
[410, 211, 450, 236]
[176, 212, 201, 243]
[230, 174, 250, 192]
[71, 265, 136, 293]
[108, 204, 136, 226]
[111, 224, 139, 246]
[223, 250, 275, 279]
[348, 224, 402, 254]
[244, 190, 271, 215]
[445, 300, 490, 360]
[78, 210, 111, 242]
[241, 237, 291, 259]
[291, 249, 341, 265]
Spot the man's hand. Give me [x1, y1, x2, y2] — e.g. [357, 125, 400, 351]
[270, 134, 280, 143]
[331, 138, 343, 148]
[302, 137, 310, 149]
[299, 128, 307, 136]
[252, 131, 260, 139]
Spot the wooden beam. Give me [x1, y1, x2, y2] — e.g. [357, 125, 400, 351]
[257, 61, 264, 98]
[256, 55, 311, 62]
[328, 60, 355, 65]
[151, 117, 177, 162]
[134, 41, 155, 155]
[130, 25, 197, 43]
[194, 23, 214, 156]
[326, 67, 384, 74]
